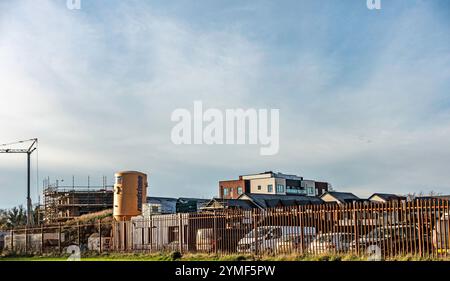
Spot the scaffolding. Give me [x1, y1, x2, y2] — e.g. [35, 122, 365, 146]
[43, 178, 113, 223]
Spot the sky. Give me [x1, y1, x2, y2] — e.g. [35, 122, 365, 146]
[0, 0, 449, 208]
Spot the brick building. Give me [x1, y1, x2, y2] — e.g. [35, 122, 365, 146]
[219, 171, 330, 199]
[218, 178, 250, 199]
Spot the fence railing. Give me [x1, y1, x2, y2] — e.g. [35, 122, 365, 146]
[113, 199, 450, 259]
[1, 199, 449, 260]
[0, 220, 113, 255]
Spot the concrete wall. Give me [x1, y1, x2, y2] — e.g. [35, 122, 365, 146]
[301, 180, 316, 196]
[249, 177, 277, 194]
[275, 177, 287, 195]
[131, 214, 190, 252]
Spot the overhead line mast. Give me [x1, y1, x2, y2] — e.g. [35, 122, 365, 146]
[0, 138, 38, 225]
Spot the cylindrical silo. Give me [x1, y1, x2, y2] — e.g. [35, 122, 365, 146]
[113, 171, 148, 221]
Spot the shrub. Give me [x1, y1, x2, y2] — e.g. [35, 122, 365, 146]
[171, 251, 182, 260]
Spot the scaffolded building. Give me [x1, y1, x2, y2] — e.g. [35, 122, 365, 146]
[43, 182, 113, 223]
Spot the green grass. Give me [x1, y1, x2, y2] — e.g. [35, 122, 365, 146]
[0, 252, 254, 261]
[1, 252, 450, 261]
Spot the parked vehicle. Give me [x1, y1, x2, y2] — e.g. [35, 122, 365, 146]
[350, 225, 420, 255]
[307, 232, 355, 254]
[433, 212, 449, 254]
[276, 228, 316, 253]
[237, 226, 316, 254]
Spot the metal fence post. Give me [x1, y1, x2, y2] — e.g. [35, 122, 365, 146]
[58, 222, 62, 254]
[253, 209, 258, 256]
[149, 215, 153, 252]
[130, 221, 134, 252]
[353, 202, 360, 256]
[99, 219, 102, 253]
[41, 224, 44, 255]
[10, 228, 14, 252]
[416, 200, 423, 257]
[77, 222, 81, 247]
[298, 206, 304, 255]
[122, 221, 126, 251]
[112, 221, 116, 251]
[141, 220, 145, 252]
[24, 226, 28, 255]
[178, 213, 183, 253]
[213, 211, 218, 255]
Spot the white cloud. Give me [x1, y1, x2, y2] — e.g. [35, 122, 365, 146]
[0, 0, 449, 207]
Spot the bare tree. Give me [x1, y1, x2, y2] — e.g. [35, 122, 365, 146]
[0, 209, 7, 229]
[3, 205, 27, 228]
[428, 190, 442, 197]
[405, 190, 443, 202]
[406, 193, 416, 202]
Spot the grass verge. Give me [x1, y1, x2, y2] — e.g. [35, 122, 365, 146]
[1, 251, 449, 261]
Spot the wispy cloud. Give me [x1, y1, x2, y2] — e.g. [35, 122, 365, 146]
[0, 0, 449, 207]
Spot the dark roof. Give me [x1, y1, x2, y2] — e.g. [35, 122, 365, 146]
[238, 193, 323, 209]
[201, 198, 258, 210]
[414, 195, 450, 201]
[369, 193, 406, 202]
[433, 195, 450, 201]
[321, 192, 360, 204]
[147, 196, 178, 203]
[178, 197, 210, 203]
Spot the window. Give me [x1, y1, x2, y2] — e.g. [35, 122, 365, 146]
[268, 184, 273, 192]
[270, 228, 283, 239]
[237, 186, 243, 194]
[276, 184, 284, 193]
[223, 188, 229, 196]
[168, 226, 179, 243]
[151, 205, 160, 213]
[257, 185, 262, 190]
[286, 186, 298, 194]
[247, 228, 270, 238]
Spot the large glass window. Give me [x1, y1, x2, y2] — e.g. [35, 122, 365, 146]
[223, 188, 229, 196]
[268, 184, 273, 192]
[276, 184, 285, 193]
[237, 186, 243, 194]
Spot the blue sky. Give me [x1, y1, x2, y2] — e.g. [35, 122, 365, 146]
[0, 0, 449, 208]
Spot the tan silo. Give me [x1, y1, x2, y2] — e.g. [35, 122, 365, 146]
[113, 171, 148, 221]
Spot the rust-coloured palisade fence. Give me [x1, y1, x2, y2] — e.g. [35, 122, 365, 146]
[2, 199, 449, 260]
[113, 199, 450, 260]
[0, 220, 113, 255]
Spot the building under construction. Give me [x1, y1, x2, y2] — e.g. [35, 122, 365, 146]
[43, 179, 113, 223]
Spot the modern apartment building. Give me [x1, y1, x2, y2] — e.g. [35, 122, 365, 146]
[219, 171, 330, 199]
[218, 178, 250, 199]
